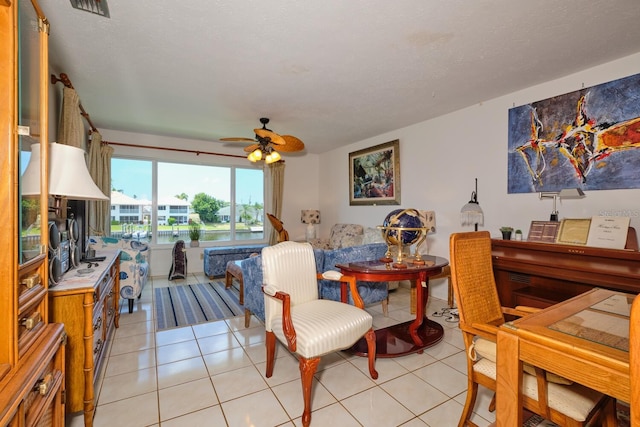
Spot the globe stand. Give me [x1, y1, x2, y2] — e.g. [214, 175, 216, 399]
[378, 226, 429, 269]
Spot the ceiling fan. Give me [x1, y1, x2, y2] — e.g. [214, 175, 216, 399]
[221, 118, 305, 163]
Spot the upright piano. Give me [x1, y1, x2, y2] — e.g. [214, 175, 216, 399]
[491, 237, 640, 308]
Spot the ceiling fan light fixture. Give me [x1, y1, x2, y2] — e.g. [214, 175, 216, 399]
[265, 150, 281, 164]
[248, 148, 262, 162]
[223, 118, 303, 164]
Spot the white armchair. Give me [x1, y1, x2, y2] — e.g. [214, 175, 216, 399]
[262, 241, 378, 427]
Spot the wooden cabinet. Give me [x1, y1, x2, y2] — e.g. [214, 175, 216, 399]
[0, 1, 67, 426]
[491, 239, 640, 308]
[49, 250, 120, 427]
[0, 324, 66, 426]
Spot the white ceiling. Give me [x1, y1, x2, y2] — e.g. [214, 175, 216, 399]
[39, 0, 640, 155]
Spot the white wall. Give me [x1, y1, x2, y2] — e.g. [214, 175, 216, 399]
[317, 52, 640, 300]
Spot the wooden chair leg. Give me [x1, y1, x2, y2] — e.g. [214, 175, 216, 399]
[382, 298, 388, 316]
[458, 378, 479, 427]
[225, 271, 232, 289]
[601, 398, 618, 427]
[265, 331, 276, 377]
[244, 309, 251, 328]
[488, 392, 496, 412]
[299, 357, 320, 427]
[364, 328, 378, 379]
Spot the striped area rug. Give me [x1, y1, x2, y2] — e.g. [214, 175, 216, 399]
[154, 281, 244, 330]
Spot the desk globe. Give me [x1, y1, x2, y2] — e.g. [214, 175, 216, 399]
[379, 208, 428, 268]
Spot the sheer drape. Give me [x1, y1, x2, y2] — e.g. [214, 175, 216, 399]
[87, 131, 113, 235]
[265, 161, 285, 245]
[57, 87, 84, 148]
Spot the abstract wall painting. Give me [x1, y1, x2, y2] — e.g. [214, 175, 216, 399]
[508, 72, 640, 194]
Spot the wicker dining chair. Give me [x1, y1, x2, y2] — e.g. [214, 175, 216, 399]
[261, 241, 378, 427]
[449, 231, 616, 427]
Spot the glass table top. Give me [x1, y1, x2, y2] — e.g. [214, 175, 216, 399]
[548, 294, 633, 352]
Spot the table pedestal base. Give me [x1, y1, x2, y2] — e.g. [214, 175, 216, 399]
[348, 319, 444, 358]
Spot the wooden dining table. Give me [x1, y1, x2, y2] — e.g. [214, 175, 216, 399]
[495, 287, 635, 426]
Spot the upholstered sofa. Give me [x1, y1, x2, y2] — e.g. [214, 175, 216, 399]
[203, 244, 267, 278]
[241, 242, 389, 325]
[89, 236, 150, 313]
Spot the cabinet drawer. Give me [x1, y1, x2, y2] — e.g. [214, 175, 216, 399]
[105, 286, 116, 330]
[95, 267, 114, 302]
[18, 305, 45, 352]
[23, 361, 64, 427]
[92, 301, 105, 365]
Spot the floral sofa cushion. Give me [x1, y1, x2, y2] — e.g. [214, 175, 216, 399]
[89, 236, 150, 313]
[309, 223, 364, 250]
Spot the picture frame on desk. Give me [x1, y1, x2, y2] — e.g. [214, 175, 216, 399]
[527, 221, 560, 243]
[556, 218, 592, 245]
[586, 216, 631, 249]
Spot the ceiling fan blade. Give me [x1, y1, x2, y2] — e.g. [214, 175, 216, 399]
[220, 137, 255, 142]
[244, 144, 260, 153]
[254, 128, 286, 145]
[278, 135, 305, 152]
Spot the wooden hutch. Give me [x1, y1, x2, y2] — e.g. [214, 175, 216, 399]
[0, 1, 66, 425]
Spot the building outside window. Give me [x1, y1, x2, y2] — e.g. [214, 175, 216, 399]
[110, 157, 265, 245]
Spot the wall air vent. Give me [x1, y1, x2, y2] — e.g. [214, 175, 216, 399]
[70, 0, 110, 18]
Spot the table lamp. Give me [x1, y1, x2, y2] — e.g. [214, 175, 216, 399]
[22, 142, 109, 215]
[539, 188, 585, 221]
[301, 209, 320, 241]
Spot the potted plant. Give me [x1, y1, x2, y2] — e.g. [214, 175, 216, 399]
[188, 222, 201, 247]
[500, 226, 513, 240]
[514, 229, 523, 240]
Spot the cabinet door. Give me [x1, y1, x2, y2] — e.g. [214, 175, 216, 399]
[16, 0, 50, 363]
[0, 0, 49, 377]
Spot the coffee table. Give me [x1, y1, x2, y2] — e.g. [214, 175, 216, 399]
[336, 255, 449, 357]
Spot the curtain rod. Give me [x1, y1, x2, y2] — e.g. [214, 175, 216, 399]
[51, 72, 98, 133]
[51, 72, 248, 160]
[103, 140, 247, 159]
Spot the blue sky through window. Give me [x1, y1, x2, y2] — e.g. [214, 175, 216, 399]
[111, 159, 263, 205]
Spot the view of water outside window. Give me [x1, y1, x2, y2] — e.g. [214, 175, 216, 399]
[111, 158, 264, 244]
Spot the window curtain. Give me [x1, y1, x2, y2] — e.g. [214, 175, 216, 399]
[87, 131, 113, 235]
[57, 87, 84, 148]
[265, 161, 285, 245]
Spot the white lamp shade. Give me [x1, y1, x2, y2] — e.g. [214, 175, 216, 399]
[22, 142, 109, 200]
[460, 202, 484, 226]
[301, 209, 320, 224]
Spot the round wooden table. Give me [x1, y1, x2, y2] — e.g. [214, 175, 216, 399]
[336, 255, 449, 357]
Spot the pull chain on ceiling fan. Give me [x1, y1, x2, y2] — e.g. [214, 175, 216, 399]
[220, 117, 305, 164]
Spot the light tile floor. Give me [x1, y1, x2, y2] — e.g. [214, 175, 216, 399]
[67, 273, 496, 427]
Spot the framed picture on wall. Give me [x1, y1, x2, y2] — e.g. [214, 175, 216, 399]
[349, 139, 400, 206]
